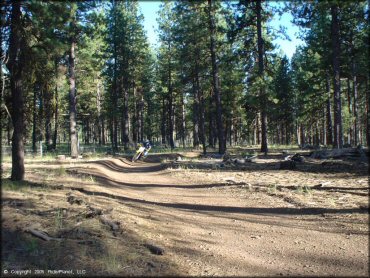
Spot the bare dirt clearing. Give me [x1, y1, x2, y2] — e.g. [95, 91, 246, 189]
[2, 151, 369, 276]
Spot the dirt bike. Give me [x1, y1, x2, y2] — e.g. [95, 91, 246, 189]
[132, 144, 150, 162]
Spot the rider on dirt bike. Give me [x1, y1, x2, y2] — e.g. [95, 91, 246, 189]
[143, 140, 151, 158]
[132, 140, 152, 162]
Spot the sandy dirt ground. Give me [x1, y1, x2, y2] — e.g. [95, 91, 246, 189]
[1, 152, 369, 276]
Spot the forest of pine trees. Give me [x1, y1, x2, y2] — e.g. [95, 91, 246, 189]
[1, 1, 369, 180]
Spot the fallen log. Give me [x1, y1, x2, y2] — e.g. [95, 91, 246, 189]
[143, 243, 164, 255]
[312, 182, 332, 189]
[245, 155, 257, 162]
[234, 158, 245, 164]
[285, 153, 304, 162]
[25, 229, 62, 241]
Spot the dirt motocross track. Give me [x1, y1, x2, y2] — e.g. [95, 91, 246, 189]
[2, 152, 369, 276]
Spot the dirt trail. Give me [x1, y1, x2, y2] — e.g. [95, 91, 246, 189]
[67, 157, 369, 276]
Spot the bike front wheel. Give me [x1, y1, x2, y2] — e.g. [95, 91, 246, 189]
[132, 152, 142, 162]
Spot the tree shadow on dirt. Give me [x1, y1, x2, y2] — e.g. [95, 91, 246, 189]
[255, 184, 370, 197]
[69, 186, 368, 216]
[102, 195, 368, 237]
[1, 226, 178, 276]
[66, 168, 245, 190]
[168, 160, 368, 175]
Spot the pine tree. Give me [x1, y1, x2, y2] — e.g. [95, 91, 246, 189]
[8, 1, 25, 180]
[208, 0, 226, 154]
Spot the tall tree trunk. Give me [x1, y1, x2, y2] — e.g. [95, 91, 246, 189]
[161, 96, 167, 145]
[296, 120, 300, 146]
[113, 103, 118, 151]
[331, 4, 343, 149]
[323, 106, 327, 146]
[234, 118, 239, 145]
[208, 95, 215, 148]
[0, 0, 4, 171]
[196, 69, 206, 154]
[69, 36, 78, 158]
[44, 82, 53, 151]
[366, 78, 370, 147]
[300, 124, 305, 147]
[123, 87, 130, 150]
[351, 56, 360, 146]
[230, 114, 234, 146]
[325, 71, 333, 145]
[367, 0, 370, 147]
[112, 2, 118, 152]
[102, 116, 106, 145]
[83, 120, 87, 144]
[109, 116, 113, 149]
[192, 77, 200, 149]
[208, 0, 226, 154]
[168, 46, 175, 150]
[9, 1, 25, 180]
[315, 121, 320, 146]
[346, 78, 352, 145]
[38, 85, 43, 145]
[134, 87, 143, 143]
[96, 80, 102, 145]
[255, 114, 261, 145]
[32, 84, 38, 153]
[254, 118, 257, 145]
[139, 93, 144, 143]
[132, 83, 138, 145]
[256, 0, 268, 154]
[53, 60, 59, 150]
[86, 119, 90, 145]
[181, 88, 186, 148]
[278, 124, 282, 145]
[7, 118, 11, 145]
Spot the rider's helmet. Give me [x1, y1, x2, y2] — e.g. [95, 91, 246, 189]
[144, 139, 150, 148]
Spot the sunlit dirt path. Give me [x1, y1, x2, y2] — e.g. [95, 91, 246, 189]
[66, 157, 369, 276]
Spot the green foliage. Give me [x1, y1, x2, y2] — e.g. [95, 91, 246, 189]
[54, 208, 64, 230]
[2, 0, 369, 173]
